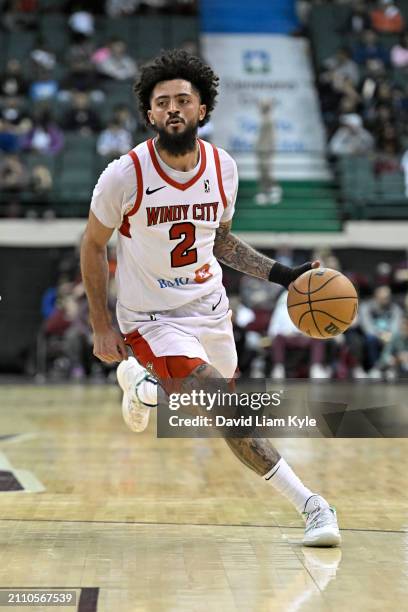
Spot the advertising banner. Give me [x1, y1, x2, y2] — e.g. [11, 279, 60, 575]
[202, 34, 328, 179]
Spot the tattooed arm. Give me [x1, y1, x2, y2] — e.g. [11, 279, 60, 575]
[213, 221, 319, 285]
[213, 220, 275, 280]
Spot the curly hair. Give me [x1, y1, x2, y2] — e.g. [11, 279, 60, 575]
[133, 49, 219, 127]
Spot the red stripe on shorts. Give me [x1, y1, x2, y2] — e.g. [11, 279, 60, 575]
[124, 329, 206, 381]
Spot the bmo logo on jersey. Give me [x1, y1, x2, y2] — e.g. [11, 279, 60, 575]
[157, 277, 190, 289]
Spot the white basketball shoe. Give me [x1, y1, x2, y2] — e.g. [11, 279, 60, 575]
[117, 357, 158, 433]
[302, 495, 341, 547]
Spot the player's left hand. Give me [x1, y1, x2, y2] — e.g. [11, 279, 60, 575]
[268, 259, 321, 288]
[288, 260, 320, 285]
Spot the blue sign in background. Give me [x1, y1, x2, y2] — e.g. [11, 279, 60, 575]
[200, 0, 299, 34]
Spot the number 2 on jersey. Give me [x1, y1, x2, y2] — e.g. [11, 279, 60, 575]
[169, 222, 198, 268]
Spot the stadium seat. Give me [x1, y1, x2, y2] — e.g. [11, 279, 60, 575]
[168, 16, 199, 49]
[56, 166, 94, 211]
[6, 32, 37, 63]
[25, 152, 58, 175]
[309, 5, 346, 66]
[40, 14, 70, 55]
[377, 172, 406, 204]
[133, 16, 167, 60]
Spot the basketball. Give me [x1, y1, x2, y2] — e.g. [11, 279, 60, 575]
[287, 268, 358, 339]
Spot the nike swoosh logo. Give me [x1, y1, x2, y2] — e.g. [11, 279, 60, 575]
[145, 186, 166, 195]
[212, 294, 222, 311]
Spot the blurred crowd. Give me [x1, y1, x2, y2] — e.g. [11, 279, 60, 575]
[0, 0, 198, 217]
[38, 246, 408, 382]
[300, 0, 408, 187]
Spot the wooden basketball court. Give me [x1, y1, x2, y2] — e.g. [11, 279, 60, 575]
[0, 384, 407, 611]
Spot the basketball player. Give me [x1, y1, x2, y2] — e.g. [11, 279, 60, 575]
[80, 50, 340, 547]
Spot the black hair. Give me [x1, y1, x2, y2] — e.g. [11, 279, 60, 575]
[133, 49, 219, 127]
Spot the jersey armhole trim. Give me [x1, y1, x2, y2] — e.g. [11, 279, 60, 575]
[119, 149, 143, 237]
[211, 145, 228, 209]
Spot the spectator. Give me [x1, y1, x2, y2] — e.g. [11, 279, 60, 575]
[400, 147, 408, 196]
[0, 154, 29, 216]
[22, 110, 64, 155]
[172, 1, 198, 16]
[0, 98, 32, 133]
[316, 69, 344, 128]
[68, 8, 95, 41]
[1, 0, 38, 31]
[180, 39, 200, 57]
[0, 59, 28, 100]
[29, 69, 59, 102]
[112, 104, 138, 134]
[0, 154, 29, 192]
[92, 39, 138, 81]
[376, 122, 400, 153]
[366, 102, 394, 137]
[61, 90, 102, 133]
[324, 48, 360, 87]
[329, 113, 375, 156]
[340, 0, 371, 34]
[30, 164, 53, 196]
[341, 319, 368, 379]
[96, 120, 132, 157]
[359, 59, 387, 105]
[391, 87, 408, 126]
[0, 99, 32, 153]
[254, 100, 282, 205]
[338, 95, 359, 117]
[360, 285, 403, 377]
[60, 61, 104, 102]
[229, 295, 257, 377]
[275, 245, 296, 268]
[25, 164, 54, 218]
[30, 41, 57, 73]
[392, 261, 408, 292]
[61, 283, 94, 380]
[0, 119, 21, 153]
[105, 0, 140, 17]
[66, 37, 95, 72]
[268, 290, 329, 379]
[370, 0, 405, 34]
[353, 30, 389, 66]
[378, 315, 408, 380]
[391, 32, 408, 68]
[41, 274, 117, 379]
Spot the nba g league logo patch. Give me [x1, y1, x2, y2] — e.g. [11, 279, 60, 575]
[204, 179, 210, 193]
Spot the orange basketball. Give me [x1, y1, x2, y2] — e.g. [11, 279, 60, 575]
[287, 268, 358, 339]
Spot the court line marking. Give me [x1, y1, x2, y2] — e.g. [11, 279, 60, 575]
[0, 517, 405, 534]
[0, 433, 37, 445]
[0, 452, 45, 493]
[12, 470, 45, 493]
[0, 453, 13, 471]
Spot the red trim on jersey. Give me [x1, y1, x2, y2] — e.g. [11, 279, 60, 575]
[147, 138, 207, 191]
[211, 144, 227, 209]
[119, 149, 143, 238]
[124, 329, 206, 389]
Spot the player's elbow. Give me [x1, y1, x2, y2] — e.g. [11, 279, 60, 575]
[80, 227, 107, 258]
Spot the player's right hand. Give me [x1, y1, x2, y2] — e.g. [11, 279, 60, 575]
[93, 328, 128, 363]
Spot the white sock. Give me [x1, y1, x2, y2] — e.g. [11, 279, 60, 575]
[263, 458, 316, 513]
[136, 376, 158, 407]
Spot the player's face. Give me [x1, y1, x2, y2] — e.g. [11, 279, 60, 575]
[148, 79, 206, 137]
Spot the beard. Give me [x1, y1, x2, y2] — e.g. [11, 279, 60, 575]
[155, 120, 199, 156]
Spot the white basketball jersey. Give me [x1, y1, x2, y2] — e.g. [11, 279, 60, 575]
[93, 138, 237, 312]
